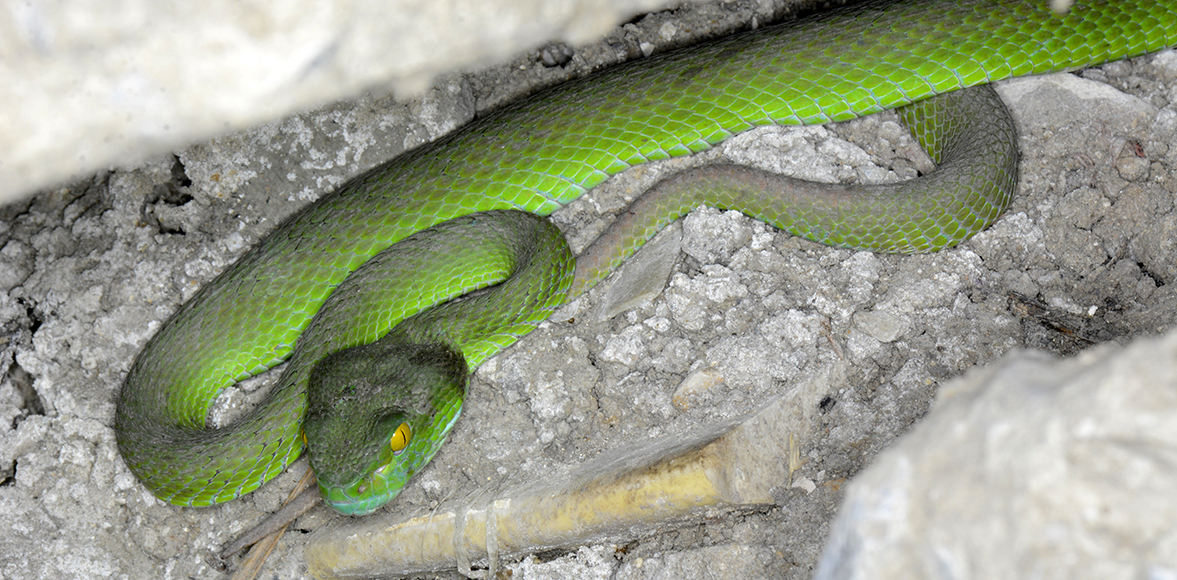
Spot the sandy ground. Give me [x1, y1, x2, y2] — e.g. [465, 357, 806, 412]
[2, 1, 1177, 578]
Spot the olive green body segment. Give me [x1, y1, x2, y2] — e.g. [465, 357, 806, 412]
[115, 0, 1177, 508]
[571, 84, 1016, 294]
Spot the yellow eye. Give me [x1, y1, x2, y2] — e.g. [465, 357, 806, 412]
[390, 422, 412, 455]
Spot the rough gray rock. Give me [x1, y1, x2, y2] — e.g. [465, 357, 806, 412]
[815, 330, 1177, 580]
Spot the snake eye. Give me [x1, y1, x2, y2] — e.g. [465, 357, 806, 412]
[389, 422, 412, 455]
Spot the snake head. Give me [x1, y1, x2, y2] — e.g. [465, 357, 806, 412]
[303, 338, 467, 516]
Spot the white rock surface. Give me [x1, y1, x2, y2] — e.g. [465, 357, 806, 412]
[0, 0, 692, 202]
[815, 330, 1177, 580]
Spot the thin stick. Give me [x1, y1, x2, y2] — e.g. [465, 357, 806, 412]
[224, 468, 320, 580]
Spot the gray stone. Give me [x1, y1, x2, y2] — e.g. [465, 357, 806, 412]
[594, 221, 683, 321]
[815, 329, 1177, 580]
[0, 0, 697, 202]
[852, 310, 910, 343]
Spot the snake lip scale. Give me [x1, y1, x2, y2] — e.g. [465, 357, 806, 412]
[115, 0, 1177, 516]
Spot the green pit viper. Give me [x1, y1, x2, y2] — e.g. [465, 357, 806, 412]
[115, 0, 1177, 516]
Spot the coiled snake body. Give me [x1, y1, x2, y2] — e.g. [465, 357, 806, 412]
[115, 0, 1177, 515]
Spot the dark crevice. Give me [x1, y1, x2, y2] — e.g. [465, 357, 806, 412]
[0, 459, 13, 486]
[1, 356, 41, 488]
[1102, 295, 1124, 314]
[170, 155, 193, 188]
[530, 547, 578, 564]
[21, 298, 41, 335]
[150, 182, 194, 209]
[141, 155, 196, 235]
[1139, 261, 1166, 287]
[1009, 292, 1100, 355]
[2, 298, 41, 425]
[818, 396, 836, 412]
[9, 363, 43, 422]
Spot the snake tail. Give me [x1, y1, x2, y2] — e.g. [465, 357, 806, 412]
[572, 84, 1015, 294]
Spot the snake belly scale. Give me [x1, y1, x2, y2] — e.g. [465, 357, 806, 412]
[115, 0, 1177, 512]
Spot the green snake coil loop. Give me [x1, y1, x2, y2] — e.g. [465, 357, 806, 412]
[115, 0, 1177, 512]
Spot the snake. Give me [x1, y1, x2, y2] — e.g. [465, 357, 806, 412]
[115, 0, 1177, 516]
